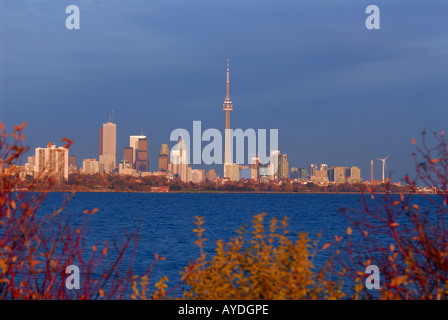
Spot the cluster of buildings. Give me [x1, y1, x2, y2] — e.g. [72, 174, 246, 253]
[1, 136, 362, 186]
[6, 123, 361, 186]
[290, 164, 362, 185]
[84, 124, 211, 183]
[2, 59, 364, 186]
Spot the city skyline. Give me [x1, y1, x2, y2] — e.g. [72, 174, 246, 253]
[14, 57, 374, 182]
[1, 1, 447, 182]
[1, 58, 398, 182]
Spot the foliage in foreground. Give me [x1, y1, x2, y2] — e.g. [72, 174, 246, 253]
[327, 131, 448, 299]
[134, 131, 448, 300]
[176, 213, 344, 300]
[2, 122, 448, 300]
[0, 122, 164, 299]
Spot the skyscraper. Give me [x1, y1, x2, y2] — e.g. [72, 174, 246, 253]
[99, 127, 103, 157]
[290, 167, 299, 179]
[130, 135, 146, 167]
[346, 166, 362, 183]
[68, 155, 77, 168]
[222, 58, 234, 179]
[299, 168, 308, 180]
[250, 157, 260, 181]
[206, 169, 217, 182]
[135, 137, 149, 172]
[309, 164, 318, 179]
[68, 154, 78, 173]
[123, 147, 134, 165]
[35, 144, 69, 180]
[158, 144, 169, 171]
[329, 167, 348, 184]
[99, 121, 117, 174]
[171, 135, 191, 183]
[314, 167, 329, 183]
[278, 153, 289, 180]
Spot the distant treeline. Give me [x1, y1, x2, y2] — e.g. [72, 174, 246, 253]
[13, 173, 413, 193]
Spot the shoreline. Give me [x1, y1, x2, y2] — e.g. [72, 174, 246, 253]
[11, 189, 430, 195]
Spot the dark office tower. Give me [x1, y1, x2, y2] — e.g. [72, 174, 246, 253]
[250, 157, 260, 181]
[309, 164, 317, 178]
[158, 144, 169, 171]
[68, 155, 78, 168]
[290, 167, 299, 179]
[68, 155, 78, 174]
[278, 153, 289, 180]
[99, 128, 103, 156]
[135, 138, 149, 172]
[123, 147, 134, 166]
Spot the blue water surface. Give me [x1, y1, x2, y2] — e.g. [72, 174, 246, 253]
[35, 192, 440, 296]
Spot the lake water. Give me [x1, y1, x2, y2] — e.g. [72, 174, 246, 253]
[37, 192, 440, 296]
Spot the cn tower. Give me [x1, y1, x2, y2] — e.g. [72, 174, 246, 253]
[222, 57, 233, 177]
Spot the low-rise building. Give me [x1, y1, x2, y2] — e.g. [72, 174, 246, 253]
[82, 159, 99, 175]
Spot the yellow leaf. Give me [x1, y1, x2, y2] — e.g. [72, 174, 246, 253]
[390, 222, 399, 227]
[10, 201, 16, 210]
[346, 227, 352, 236]
[411, 137, 416, 145]
[322, 243, 331, 250]
[99, 289, 105, 297]
[391, 275, 407, 286]
[390, 244, 395, 252]
[392, 201, 400, 206]
[0, 259, 7, 273]
[412, 204, 420, 210]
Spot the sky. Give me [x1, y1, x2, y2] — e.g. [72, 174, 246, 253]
[0, 0, 447, 182]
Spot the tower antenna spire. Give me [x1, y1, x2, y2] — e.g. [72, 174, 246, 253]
[226, 57, 230, 101]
